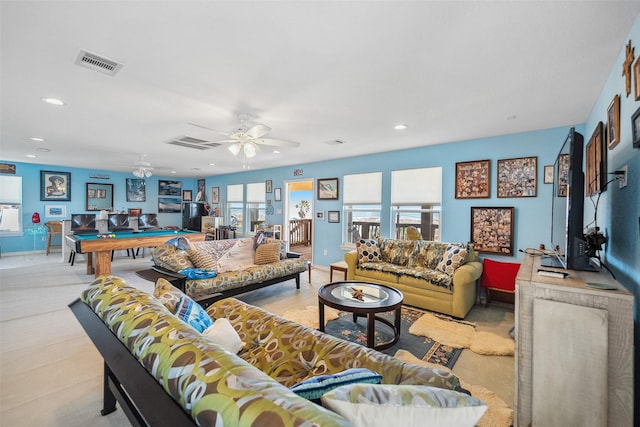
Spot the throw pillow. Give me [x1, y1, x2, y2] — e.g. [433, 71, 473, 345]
[202, 318, 244, 354]
[215, 239, 256, 272]
[174, 295, 213, 333]
[187, 249, 218, 270]
[356, 239, 382, 264]
[153, 277, 184, 313]
[155, 251, 195, 272]
[321, 384, 487, 427]
[436, 244, 468, 276]
[164, 236, 192, 251]
[254, 231, 265, 249]
[290, 368, 382, 401]
[254, 242, 280, 265]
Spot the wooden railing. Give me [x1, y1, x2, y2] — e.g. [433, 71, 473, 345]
[288, 219, 312, 245]
[351, 221, 439, 241]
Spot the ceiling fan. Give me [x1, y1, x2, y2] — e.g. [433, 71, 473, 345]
[188, 115, 301, 159]
[132, 154, 154, 178]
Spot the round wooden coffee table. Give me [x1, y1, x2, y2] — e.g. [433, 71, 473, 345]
[318, 281, 404, 351]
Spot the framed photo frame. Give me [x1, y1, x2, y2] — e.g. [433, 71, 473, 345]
[274, 187, 281, 202]
[317, 177, 339, 200]
[40, 170, 71, 201]
[470, 206, 515, 256]
[158, 197, 181, 213]
[634, 57, 640, 101]
[455, 159, 490, 198]
[557, 153, 570, 197]
[316, 211, 325, 221]
[196, 179, 205, 201]
[45, 205, 66, 218]
[182, 190, 193, 201]
[328, 210, 340, 223]
[86, 183, 113, 211]
[607, 94, 620, 149]
[211, 186, 220, 204]
[128, 208, 141, 217]
[126, 178, 146, 202]
[631, 106, 640, 149]
[543, 165, 554, 184]
[265, 180, 273, 193]
[586, 121, 606, 195]
[497, 156, 537, 198]
[158, 180, 181, 196]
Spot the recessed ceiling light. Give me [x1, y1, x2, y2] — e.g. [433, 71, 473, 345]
[41, 97, 66, 106]
[171, 171, 177, 174]
[26, 154, 36, 158]
[36, 147, 50, 152]
[393, 124, 408, 130]
[208, 163, 215, 166]
[30, 137, 46, 142]
[273, 150, 280, 154]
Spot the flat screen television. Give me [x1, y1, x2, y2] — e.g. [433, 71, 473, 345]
[138, 213, 159, 230]
[107, 213, 132, 232]
[541, 127, 597, 271]
[71, 214, 97, 232]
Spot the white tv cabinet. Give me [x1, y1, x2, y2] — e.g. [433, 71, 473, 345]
[515, 253, 634, 426]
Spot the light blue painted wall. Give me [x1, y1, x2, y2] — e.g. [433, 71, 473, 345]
[0, 162, 196, 253]
[204, 125, 576, 266]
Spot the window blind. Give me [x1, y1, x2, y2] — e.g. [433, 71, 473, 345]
[227, 184, 243, 202]
[246, 182, 265, 203]
[391, 167, 442, 204]
[343, 172, 382, 204]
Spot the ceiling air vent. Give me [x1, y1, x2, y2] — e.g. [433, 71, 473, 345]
[167, 136, 223, 150]
[75, 49, 123, 76]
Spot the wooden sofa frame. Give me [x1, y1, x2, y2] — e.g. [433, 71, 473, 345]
[68, 298, 196, 426]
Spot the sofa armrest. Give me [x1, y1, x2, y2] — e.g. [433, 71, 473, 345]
[286, 251, 302, 258]
[151, 265, 188, 292]
[344, 251, 358, 280]
[452, 261, 483, 287]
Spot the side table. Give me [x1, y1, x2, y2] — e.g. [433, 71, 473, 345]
[329, 261, 348, 282]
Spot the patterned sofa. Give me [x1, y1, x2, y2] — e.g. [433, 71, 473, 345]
[345, 239, 483, 318]
[70, 276, 485, 427]
[150, 237, 308, 306]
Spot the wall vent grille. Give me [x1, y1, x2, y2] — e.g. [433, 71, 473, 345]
[75, 50, 123, 76]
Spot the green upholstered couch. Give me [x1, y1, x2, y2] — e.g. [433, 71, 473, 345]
[345, 239, 483, 318]
[71, 276, 465, 427]
[150, 237, 308, 306]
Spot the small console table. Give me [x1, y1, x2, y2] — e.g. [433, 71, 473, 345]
[515, 253, 634, 426]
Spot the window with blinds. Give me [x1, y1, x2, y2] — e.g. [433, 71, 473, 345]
[0, 176, 22, 235]
[342, 172, 382, 245]
[226, 184, 244, 233]
[246, 182, 266, 233]
[390, 167, 442, 241]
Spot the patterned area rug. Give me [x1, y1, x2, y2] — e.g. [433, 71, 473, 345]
[322, 306, 463, 369]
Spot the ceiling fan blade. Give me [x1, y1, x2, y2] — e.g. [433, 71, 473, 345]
[244, 123, 271, 139]
[187, 122, 231, 136]
[255, 138, 301, 148]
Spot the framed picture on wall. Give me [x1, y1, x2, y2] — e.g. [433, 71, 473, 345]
[328, 210, 340, 223]
[455, 159, 490, 198]
[470, 206, 515, 255]
[158, 180, 182, 196]
[274, 187, 281, 201]
[586, 121, 606, 195]
[182, 190, 193, 201]
[607, 94, 620, 149]
[631, 106, 640, 148]
[317, 177, 339, 200]
[40, 170, 71, 201]
[543, 165, 554, 184]
[497, 156, 537, 198]
[211, 186, 220, 203]
[126, 178, 146, 202]
[266, 180, 273, 193]
[45, 205, 66, 218]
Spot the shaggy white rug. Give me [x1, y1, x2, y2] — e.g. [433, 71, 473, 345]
[394, 349, 513, 427]
[409, 312, 514, 356]
[280, 305, 340, 329]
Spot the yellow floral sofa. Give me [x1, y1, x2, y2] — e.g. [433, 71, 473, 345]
[345, 239, 483, 318]
[150, 237, 308, 306]
[70, 276, 485, 427]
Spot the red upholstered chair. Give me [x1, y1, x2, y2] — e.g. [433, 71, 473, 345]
[480, 258, 520, 306]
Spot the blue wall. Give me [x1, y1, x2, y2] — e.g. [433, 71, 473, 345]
[0, 162, 196, 253]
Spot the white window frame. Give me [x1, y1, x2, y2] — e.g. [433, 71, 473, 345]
[246, 182, 266, 233]
[342, 172, 382, 246]
[226, 184, 244, 233]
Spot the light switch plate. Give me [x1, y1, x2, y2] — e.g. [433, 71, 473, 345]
[619, 164, 628, 188]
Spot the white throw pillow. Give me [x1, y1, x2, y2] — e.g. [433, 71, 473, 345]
[202, 318, 244, 354]
[321, 383, 487, 427]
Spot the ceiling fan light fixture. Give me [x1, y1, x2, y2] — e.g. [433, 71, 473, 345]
[243, 142, 257, 158]
[228, 142, 242, 156]
[132, 169, 144, 178]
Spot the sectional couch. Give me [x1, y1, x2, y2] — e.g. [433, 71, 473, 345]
[149, 236, 308, 306]
[345, 239, 483, 318]
[70, 276, 487, 426]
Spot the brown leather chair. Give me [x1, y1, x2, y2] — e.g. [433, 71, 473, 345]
[44, 221, 62, 255]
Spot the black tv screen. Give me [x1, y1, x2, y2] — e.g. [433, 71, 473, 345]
[107, 214, 132, 232]
[543, 128, 597, 271]
[138, 213, 159, 230]
[71, 214, 96, 230]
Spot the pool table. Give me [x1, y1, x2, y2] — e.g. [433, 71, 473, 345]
[65, 229, 206, 277]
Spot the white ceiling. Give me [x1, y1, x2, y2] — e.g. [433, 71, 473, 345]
[2, 1, 639, 178]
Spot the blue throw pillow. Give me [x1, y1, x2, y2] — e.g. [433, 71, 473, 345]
[174, 295, 213, 333]
[178, 267, 217, 279]
[165, 236, 192, 251]
[290, 368, 383, 401]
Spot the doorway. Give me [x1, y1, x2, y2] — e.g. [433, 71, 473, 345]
[285, 180, 313, 262]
